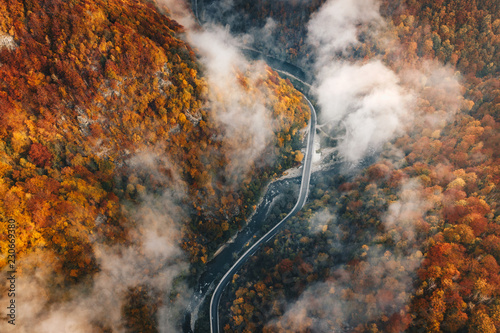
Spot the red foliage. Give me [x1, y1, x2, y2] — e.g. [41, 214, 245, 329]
[461, 213, 488, 236]
[376, 288, 394, 309]
[386, 312, 412, 333]
[278, 258, 294, 273]
[338, 182, 357, 192]
[481, 235, 500, 261]
[419, 242, 466, 280]
[29, 142, 53, 167]
[367, 163, 391, 181]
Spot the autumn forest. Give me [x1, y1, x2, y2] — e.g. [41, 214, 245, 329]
[0, 0, 498, 332]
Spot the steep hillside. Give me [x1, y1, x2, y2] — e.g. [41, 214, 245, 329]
[0, 0, 308, 330]
[218, 0, 500, 332]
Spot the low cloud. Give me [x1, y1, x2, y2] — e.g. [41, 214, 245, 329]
[0, 31, 17, 51]
[157, 0, 196, 29]
[307, 208, 337, 234]
[268, 178, 430, 331]
[267, 250, 422, 331]
[0, 153, 190, 332]
[383, 178, 434, 242]
[190, 26, 276, 183]
[308, 0, 413, 164]
[400, 60, 463, 127]
[157, 0, 288, 184]
[307, 0, 383, 64]
[308, 0, 462, 164]
[316, 60, 414, 162]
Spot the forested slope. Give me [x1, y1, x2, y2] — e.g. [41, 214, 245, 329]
[220, 0, 500, 332]
[0, 0, 308, 330]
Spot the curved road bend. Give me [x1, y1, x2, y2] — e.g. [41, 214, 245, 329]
[188, 1, 318, 332]
[210, 97, 317, 333]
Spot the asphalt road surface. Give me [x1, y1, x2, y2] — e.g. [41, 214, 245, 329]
[186, 1, 319, 332]
[209, 97, 317, 333]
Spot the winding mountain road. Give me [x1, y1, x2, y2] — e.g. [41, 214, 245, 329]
[185, 1, 318, 332]
[209, 98, 317, 333]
